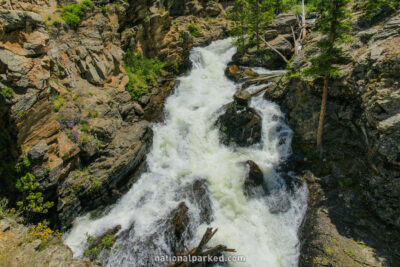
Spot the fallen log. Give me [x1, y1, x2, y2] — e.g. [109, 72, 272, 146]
[167, 227, 236, 267]
[250, 75, 285, 97]
[241, 74, 283, 90]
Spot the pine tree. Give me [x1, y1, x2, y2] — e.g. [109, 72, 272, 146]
[365, 0, 399, 18]
[303, 0, 352, 154]
[230, 0, 248, 53]
[246, 0, 275, 53]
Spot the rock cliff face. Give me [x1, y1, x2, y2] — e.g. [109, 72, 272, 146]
[0, 0, 230, 229]
[262, 9, 400, 266]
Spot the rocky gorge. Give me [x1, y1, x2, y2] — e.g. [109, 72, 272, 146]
[0, 0, 399, 266]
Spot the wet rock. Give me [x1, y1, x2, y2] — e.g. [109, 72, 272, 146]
[178, 179, 213, 223]
[225, 64, 241, 82]
[233, 90, 251, 106]
[244, 160, 267, 196]
[166, 202, 190, 251]
[217, 93, 262, 147]
[268, 193, 291, 213]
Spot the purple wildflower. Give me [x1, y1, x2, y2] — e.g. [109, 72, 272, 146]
[72, 131, 80, 142]
[67, 120, 75, 128]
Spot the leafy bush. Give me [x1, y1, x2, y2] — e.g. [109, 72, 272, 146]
[0, 198, 17, 218]
[0, 87, 15, 100]
[52, 19, 62, 27]
[23, 154, 31, 168]
[124, 50, 165, 100]
[50, 95, 64, 112]
[188, 23, 202, 37]
[61, 0, 94, 28]
[28, 220, 62, 249]
[16, 173, 54, 216]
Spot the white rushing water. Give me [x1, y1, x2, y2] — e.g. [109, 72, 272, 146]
[65, 38, 307, 267]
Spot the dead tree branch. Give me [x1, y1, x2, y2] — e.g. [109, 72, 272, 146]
[167, 228, 236, 267]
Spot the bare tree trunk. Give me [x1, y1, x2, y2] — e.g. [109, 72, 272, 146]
[302, 0, 306, 39]
[260, 36, 289, 63]
[291, 26, 300, 56]
[317, 74, 329, 154]
[256, 0, 260, 53]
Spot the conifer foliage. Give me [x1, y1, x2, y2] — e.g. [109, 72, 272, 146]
[230, 0, 275, 54]
[303, 0, 352, 154]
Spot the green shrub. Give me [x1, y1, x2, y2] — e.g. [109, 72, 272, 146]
[28, 220, 62, 249]
[124, 50, 165, 100]
[0, 198, 17, 218]
[23, 154, 31, 168]
[84, 233, 116, 261]
[53, 19, 62, 27]
[61, 0, 94, 28]
[188, 23, 202, 37]
[98, 5, 107, 14]
[338, 177, 355, 189]
[0, 87, 15, 100]
[50, 95, 64, 112]
[16, 173, 54, 216]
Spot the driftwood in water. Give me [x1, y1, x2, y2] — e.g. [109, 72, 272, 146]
[241, 74, 283, 90]
[167, 227, 236, 267]
[250, 75, 284, 97]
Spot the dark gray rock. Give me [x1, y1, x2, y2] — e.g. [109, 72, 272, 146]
[270, 13, 298, 34]
[28, 140, 48, 163]
[217, 95, 262, 147]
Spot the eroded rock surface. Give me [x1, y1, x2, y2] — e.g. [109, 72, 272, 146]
[260, 9, 400, 266]
[217, 90, 262, 147]
[0, 0, 231, 229]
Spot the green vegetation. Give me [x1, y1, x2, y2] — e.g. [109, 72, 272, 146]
[60, 0, 94, 28]
[365, 0, 399, 18]
[278, 0, 319, 14]
[16, 173, 54, 218]
[302, 0, 352, 154]
[230, 0, 275, 53]
[27, 220, 62, 249]
[0, 87, 15, 100]
[52, 18, 62, 27]
[124, 50, 165, 100]
[50, 95, 65, 112]
[0, 198, 17, 218]
[188, 23, 202, 37]
[338, 177, 355, 188]
[84, 233, 116, 261]
[23, 154, 31, 168]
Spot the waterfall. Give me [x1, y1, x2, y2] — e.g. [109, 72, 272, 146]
[65, 38, 307, 267]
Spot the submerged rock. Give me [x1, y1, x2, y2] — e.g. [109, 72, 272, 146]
[244, 160, 266, 196]
[217, 91, 262, 147]
[177, 179, 213, 223]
